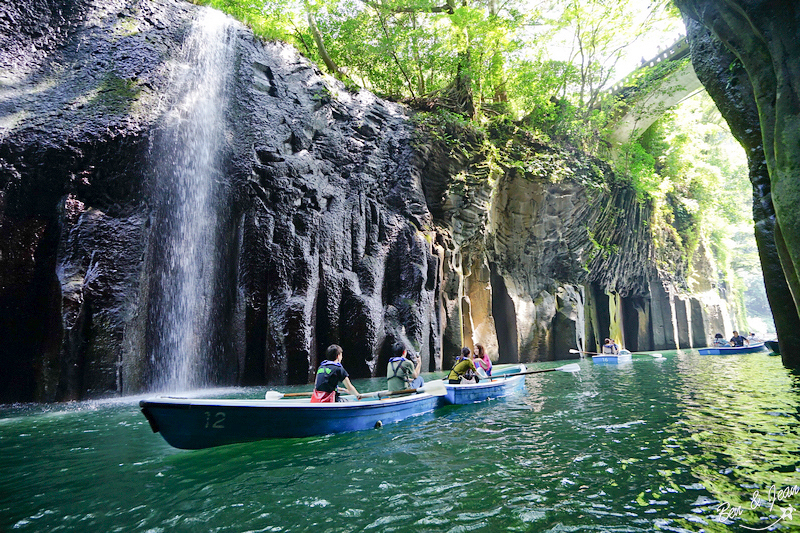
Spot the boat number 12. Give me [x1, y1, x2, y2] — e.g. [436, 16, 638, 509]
[204, 411, 226, 429]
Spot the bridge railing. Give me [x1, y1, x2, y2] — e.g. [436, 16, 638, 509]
[603, 35, 689, 98]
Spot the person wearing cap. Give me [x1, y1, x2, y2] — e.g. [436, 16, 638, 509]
[311, 344, 362, 402]
[712, 333, 727, 346]
[387, 342, 423, 392]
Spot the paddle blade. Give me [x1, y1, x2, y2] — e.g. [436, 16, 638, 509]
[421, 380, 447, 396]
[568, 349, 580, 353]
[265, 391, 284, 400]
[556, 363, 581, 373]
[650, 353, 663, 358]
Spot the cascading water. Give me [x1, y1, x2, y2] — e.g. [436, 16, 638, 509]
[148, 8, 236, 392]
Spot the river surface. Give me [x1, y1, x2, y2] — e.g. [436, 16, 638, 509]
[2, 350, 799, 532]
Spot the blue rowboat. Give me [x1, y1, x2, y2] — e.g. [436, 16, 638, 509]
[592, 349, 632, 365]
[140, 385, 443, 450]
[698, 342, 766, 355]
[441, 364, 527, 405]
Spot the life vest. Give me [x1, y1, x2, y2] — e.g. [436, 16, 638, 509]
[602, 343, 618, 354]
[317, 360, 343, 375]
[388, 357, 411, 386]
[448, 359, 477, 383]
[310, 390, 336, 403]
[314, 360, 347, 393]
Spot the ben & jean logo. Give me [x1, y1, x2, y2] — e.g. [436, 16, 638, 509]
[715, 484, 798, 530]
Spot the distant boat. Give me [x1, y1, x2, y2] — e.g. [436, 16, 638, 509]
[592, 349, 633, 364]
[442, 364, 527, 405]
[764, 340, 780, 355]
[698, 343, 767, 355]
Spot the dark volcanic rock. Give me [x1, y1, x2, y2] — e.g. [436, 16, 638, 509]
[233, 43, 437, 384]
[0, 0, 442, 400]
[0, 0, 184, 401]
[0, 0, 738, 401]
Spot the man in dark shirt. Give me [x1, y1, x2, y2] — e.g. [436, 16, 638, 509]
[729, 331, 750, 347]
[311, 344, 362, 402]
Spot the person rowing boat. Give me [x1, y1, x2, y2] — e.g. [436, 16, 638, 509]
[311, 344, 362, 402]
[387, 342, 424, 392]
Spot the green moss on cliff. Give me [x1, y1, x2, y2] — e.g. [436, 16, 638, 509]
[96, 74, 140, 112]
[414, 110, 612, 192]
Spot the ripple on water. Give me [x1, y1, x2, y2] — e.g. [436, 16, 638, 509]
[2, 354, 800, 531]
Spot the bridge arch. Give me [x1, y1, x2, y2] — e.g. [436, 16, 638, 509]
[605, 37, 704, 145]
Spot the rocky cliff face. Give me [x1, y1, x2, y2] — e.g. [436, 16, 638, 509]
[0, 0, 735, 402]
[675, 0, 800, 366]
[418, 123, 733, 362]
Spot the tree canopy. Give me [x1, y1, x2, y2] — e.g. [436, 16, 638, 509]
[196, 0, 678, 125]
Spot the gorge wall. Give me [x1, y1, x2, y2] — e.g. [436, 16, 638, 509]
[674, 0, 800, 367]
[0, 0, 736, 402]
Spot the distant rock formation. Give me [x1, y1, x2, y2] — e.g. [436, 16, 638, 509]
[0, 0, 737, 402]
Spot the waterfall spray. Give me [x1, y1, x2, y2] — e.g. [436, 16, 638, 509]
[150, 8, 236, 391]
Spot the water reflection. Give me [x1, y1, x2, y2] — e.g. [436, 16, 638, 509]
[668, 352, 800, 530]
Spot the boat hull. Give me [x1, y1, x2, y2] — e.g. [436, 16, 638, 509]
[765, 340, 779, 355]
[140, 392, 441, 450]
[442, 364, 526, 405]
[698, 343, 766, 355]
[592, 353, 632, 364]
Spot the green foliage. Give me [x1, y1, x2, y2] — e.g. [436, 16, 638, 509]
[411, 108, 486, 150]
[195, 0, 679, 150]
[611, 90, 764, 326]
[614, 140, 660, 199]
[191, 0, 296, 43]
[610, 56, 689, 102]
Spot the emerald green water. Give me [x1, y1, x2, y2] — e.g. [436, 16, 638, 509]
[2, 351, 799, 532]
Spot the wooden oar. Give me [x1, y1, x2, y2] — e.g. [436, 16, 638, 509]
[265, 387, 346, 400]
[265, 391, 312, 400]
[359, 380, 447, 399]
[569, 348, 603, 356]
[492, 363, 580, 379]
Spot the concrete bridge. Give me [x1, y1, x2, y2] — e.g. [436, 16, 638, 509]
[605, 36, 704, 145]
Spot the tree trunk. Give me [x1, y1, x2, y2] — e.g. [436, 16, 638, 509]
[306, 6, 340, 76]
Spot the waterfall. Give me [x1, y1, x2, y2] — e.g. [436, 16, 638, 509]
[149, 8, 236, 391]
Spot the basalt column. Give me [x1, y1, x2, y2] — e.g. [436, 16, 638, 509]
[676, 1, 800, 366]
